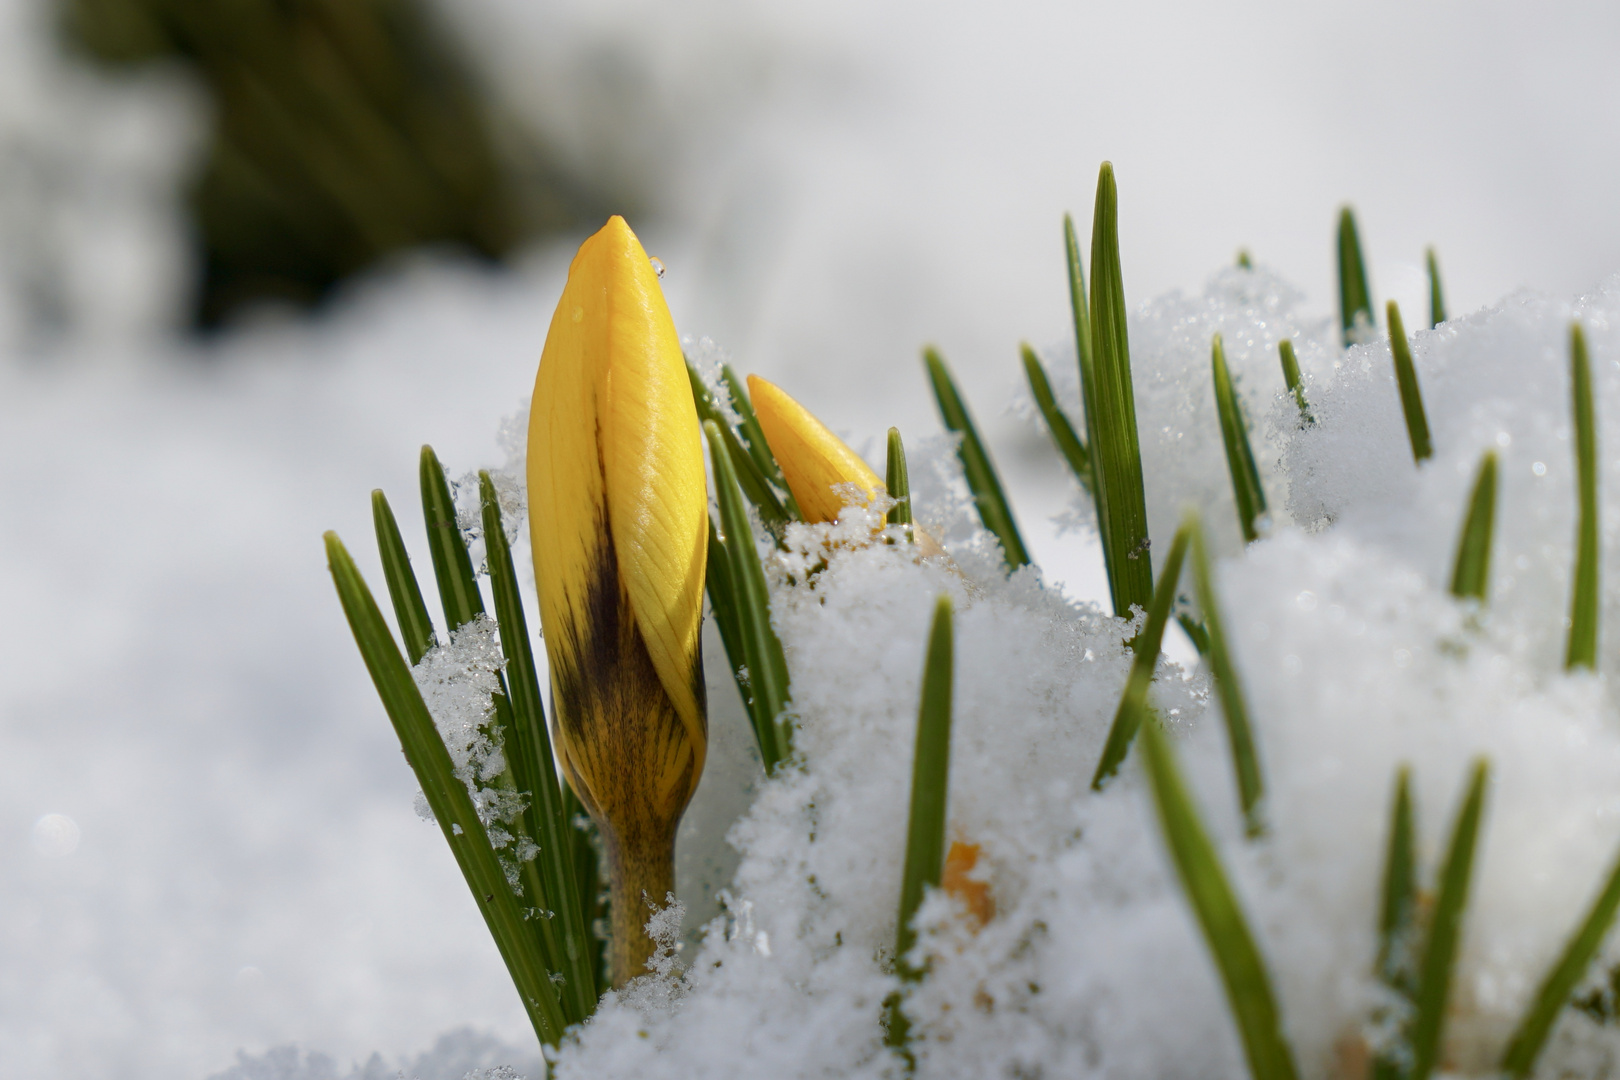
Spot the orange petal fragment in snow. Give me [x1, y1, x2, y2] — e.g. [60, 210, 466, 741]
[942, 840, 995, 928]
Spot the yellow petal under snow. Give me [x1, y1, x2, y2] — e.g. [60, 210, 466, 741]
[528, 216, 707, 826]
[747, 375, 883, 524]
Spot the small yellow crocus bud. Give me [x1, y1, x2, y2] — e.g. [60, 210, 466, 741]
[747, 375, 883, 524]
[749, 375, 946, 557]
[528, 216, 707, 987]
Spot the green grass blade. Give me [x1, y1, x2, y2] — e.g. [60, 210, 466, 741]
[686, 359, 792, 529]
[1409, 759, 1490, 1080]
[420, 445, 485, 631]
[887, 595, 956, 1056]
[1449, 452, 1498, 602]
[1022, 342, 1093, 495]
[565, 784, 609, 991]
[895, 594, 956, 975]
[1338, 207, 1374, 347]
[1567, 323, 1600, 671]
[924, 347, 1031, 569]
[1066, 211, 1119, 609]
[325, 532, 567, 1047]
[419, 451, 529, 892]
[1387, 303, 1434, 463]
[1278, 340, 1313, 424]
[1376, 768, 1418, 993]
[706, 420, 792, 771]
[1092, 518, 1192, 788]
[1212, 334, 1268, 544]
[706, 515, 775, 765]
[372, 489, 435, 664]
[1188, 516, 1265, 836]
[1089, 163, 1155, 618]
[419, 451, 531, 855]
[1178, 613, 1211, 656]
[1427, 248, 1447, 328]
[721, 364, 791, 493]
[1501, 844, 1620, 1078]
[479, 472, 599, 1018]
[1139, 718, 1300, 1080]
[886, 427, 915, 536]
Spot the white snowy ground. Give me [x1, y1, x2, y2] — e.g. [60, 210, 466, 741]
[7, 1, 1620, 1078]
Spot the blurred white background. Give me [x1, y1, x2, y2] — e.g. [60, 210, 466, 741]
[3, 0, 1620, 1075]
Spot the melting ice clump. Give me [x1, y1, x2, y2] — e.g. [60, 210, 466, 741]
[542, 268, 1620, 1080]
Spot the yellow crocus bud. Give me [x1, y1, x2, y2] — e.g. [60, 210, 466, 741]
[749, 374, 946, 557]
[528, 216, 707, 987]
[747, 375, 883, 524]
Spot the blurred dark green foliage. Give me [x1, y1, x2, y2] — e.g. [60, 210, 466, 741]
[63, 0, 599, 326]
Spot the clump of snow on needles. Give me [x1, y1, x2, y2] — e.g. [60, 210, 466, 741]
[411, 615, 532, 870]
[535, 271, 1620, 1080]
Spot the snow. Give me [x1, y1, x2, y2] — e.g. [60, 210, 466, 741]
[546, 277, 1620, 1080]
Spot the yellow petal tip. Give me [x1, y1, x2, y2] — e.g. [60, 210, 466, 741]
[747, 375, 883, 524]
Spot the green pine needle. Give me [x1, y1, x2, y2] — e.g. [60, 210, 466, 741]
[371, 489, 435, 663]
[1567, 323, 1600, 671]
[706, 420, 794, 772]
[1177, 613, 1211, 655]
[1021, 342, 1093, 495]
[1338, 207, 1374, 347]
[923, 347, 1031, 568]
[721, 365, 783, 482]
[419, 452, 528, 832]
[478, 471, 600, 1019]
[1188, 516, 1266, 836]
[1371, 769, 1419, 1080]
[1092, 517, 1192, 788]
[1212, 334, 1268, 544]
[565, 784, 609, 992]
[1427, 248, 1447, 328]
[704, 515, 764, 759]
[895, 594, 956, 976]
[1065, 212, 1116, 603]
[1409, 759, 1490, 1080]
[687, 359, 793, 530]
[420, 445, 486, 630]
[1277, 340, 1313, 424]
[888, 595, 956, 1056]
[1088, 163, 1156, 618]
[1139, 718, 1300, 1080]
[1501, 844, 1620, 1078]
[1449, 452, 1498, 602]
[325, 532, 568, 1047]
[1387, 303, 1434, 463]
[1376, 768, 1418, 992]
[886, 427, 915, 537]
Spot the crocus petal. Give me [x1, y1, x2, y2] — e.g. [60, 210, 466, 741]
[528, 215, 707, 825]
[748, 375, 883, 524]
[942, 840, 996, 928]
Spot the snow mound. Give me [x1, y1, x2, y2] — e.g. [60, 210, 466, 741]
[548, 273, 1620, 1079]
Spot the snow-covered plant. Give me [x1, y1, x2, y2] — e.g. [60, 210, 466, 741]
[325, 162, 1620, 1080]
